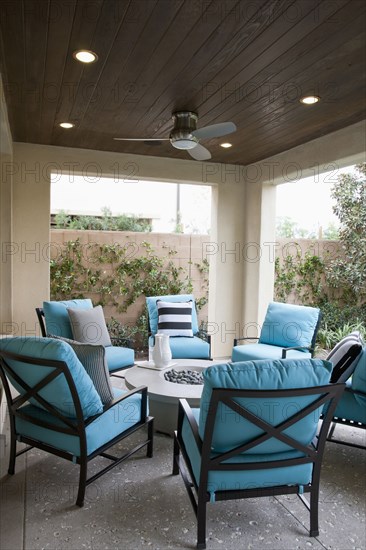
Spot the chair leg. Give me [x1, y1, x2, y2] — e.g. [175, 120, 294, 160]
[172, 434, 180, 475]
[309, 487, 319, 537]
[147, 419, 154, 458]
[8, 433, 16, 475]
[327, 421, 337, 440]
[76, 457, 87, 507]
[197, 492, 207, 549]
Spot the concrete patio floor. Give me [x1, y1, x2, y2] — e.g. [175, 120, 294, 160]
[1, 380, 365, 550]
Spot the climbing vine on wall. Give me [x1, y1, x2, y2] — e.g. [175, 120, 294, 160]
[274, 251, 326, 306]
[274, 248, 366, 348]
[50, 239, 209, 349]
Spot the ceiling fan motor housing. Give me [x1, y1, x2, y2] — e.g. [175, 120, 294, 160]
[170, 111, 199, 150]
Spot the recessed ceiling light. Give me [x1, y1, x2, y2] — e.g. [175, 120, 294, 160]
[73, 50, 98, 63]
[220, 142, 232, 148]
[59, 122, 74, 129]
[300, 95, 320, 105]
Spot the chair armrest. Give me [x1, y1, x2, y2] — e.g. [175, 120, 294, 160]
[281, 346, 313, 359]
[84, 385, 148, 426]
[177, 398, 202, 453]
[233, 336, 259, 347]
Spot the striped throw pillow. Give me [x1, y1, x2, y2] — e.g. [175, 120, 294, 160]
[157, 300, 194, 337]
[49, 335, 114, 404]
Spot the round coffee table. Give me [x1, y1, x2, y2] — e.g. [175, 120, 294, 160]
[124, 359, 223, 434]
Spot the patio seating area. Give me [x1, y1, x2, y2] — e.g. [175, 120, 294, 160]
[0, 1, 365, 548]
[1, 372, 365, 550]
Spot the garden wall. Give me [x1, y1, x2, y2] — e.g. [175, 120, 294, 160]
[50, 229, 210, 327]
[275, 238, 342, 304]
[50, 231, 343, 328]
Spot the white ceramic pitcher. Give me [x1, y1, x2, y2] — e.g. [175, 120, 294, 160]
[152, 334, 172, 368]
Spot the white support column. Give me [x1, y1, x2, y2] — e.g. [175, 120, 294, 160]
[208, 175, 246, 358]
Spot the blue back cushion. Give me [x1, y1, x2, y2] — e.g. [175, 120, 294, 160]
[0, 337, 103, 419]
[146, 294, 199, 336]
[352, 347, 366, 408]
[258, 302, 320, 348]
[43, 299, 93, 338]
[199, 358, 332, 454]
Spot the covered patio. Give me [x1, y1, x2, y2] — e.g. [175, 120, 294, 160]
[0, 1, 365, 548]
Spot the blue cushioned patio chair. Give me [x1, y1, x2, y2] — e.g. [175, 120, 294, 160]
[36, 299, 134, 374]
[146, 294, 211, 360]
[232, 302, 321, 362]
[0, 337, 153, 507]
[327, 346, 366, 450]
[173, 358, 344, 549]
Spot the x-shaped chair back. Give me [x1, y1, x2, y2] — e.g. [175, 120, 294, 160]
[199, 384, 343, 484]
[0, 351, 85, 440]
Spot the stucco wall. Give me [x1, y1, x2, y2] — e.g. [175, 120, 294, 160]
[50, 229, 210, 327]
[0, 75, 13, 333]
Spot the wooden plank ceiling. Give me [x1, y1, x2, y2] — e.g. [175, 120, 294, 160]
[0, 0, 365, 165]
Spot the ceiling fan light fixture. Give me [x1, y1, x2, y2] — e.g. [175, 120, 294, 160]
[170, 138, 198, 150]
[300, 95, 320, 105]
[220, 142, 232, 148]
[73, 49, 98, 63]
[59, 122, 74, 129]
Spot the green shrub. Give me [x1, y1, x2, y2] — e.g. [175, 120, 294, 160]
[54, 207, 152, 232]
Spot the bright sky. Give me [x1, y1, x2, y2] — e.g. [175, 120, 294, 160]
[51, 176, 212, 233]
[276, 164, 357, 232]
[51, 164, 356, 235]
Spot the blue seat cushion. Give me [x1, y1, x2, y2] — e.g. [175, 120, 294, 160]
[232, 343, 311, 362]
[259, 302, 320, 348]
[333, 387, 366, 425]
[199, 359, 332, 454]
[0, 337, 102, 418]
[148, 335, 210, 360]
[146, 294, 199, 336]
[43, 299, 93, 339]
[14, 388, 146, 457]
[105, 346, 135, 372]
[182, 409, 313, 499]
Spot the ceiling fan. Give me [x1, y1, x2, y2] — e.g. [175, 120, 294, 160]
[113, 111, 236, 160]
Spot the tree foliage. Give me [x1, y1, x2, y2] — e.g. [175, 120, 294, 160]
[326, 163, 366, 303]
[54, 207, 152, 232]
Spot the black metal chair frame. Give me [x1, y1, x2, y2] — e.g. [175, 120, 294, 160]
[0, 349, 154, 507]
[36, 307, 133, 378]
[233, 311, 322, 359]
[325, 387, 366, 450]
[173, 383, 344, 549]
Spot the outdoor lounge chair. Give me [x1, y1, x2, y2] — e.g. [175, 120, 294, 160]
[232, 302, 321, 362]
[326, 337, 366, 450]
[173, 358, 344, 549]
[36, 299, 134, 373]
[146, 294, 211, 360]
[0, 337, 153, 507]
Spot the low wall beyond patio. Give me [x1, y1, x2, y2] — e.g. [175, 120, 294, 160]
[50, 229, 210, 328]
[50, 231, 343, 331]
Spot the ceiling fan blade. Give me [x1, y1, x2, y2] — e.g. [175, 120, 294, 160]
[193, 121, 236, 140]
[113, 138, 169, 141]
[187, 143, 211, 161]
